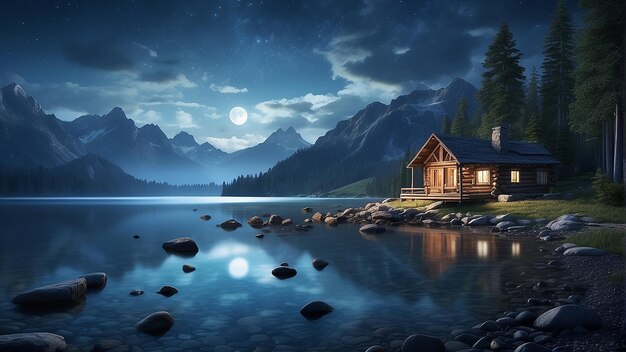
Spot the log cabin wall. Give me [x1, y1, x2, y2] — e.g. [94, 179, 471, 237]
[461, 164, 496, 199]
[498, 165, 554, 194]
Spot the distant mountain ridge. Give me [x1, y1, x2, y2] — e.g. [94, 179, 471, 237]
[0, 83, 312, 185]
[222, 78, 478, 196]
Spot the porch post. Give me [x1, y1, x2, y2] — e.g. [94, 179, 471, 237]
[411, 167, 414, 190]
[458, 164, 463, 201]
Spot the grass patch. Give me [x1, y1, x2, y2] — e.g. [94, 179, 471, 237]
[326, 178, 373, 197]
[390, 198, 625, 223]
[567, 229, 626, 256]
[610, 271, 624, 283]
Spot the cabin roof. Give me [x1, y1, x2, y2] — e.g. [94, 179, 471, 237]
[407, 133, 560, 167]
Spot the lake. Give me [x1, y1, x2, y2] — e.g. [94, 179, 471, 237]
[0, 197, 539, 351]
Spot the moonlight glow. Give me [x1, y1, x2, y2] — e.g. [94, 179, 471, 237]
[229, 107, 248, 125]
[228, 257, 249, 278]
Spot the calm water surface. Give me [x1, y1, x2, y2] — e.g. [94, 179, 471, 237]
[0, 197, 539, 351]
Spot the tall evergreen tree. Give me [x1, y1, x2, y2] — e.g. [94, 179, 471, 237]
[569, 0, 624, 181]
[441, 115, 451, 134]
[541, 0, 576, 167]
[451, 97, 469, 136]
[525, 67, 541, 142]
[477, 23, 526, 138]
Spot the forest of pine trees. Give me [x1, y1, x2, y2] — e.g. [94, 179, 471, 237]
[224, 0, 624, 198]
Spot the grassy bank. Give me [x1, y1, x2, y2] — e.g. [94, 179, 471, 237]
[567, 229, 626, 256]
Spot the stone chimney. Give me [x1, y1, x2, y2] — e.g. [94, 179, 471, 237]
[491, 126, 508, 153]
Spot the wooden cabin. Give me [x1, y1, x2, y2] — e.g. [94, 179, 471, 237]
[401, 126, 559, 201]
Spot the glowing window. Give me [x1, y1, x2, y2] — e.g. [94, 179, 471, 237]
[537, 170, 548, 185]
[476, 169, 490, 185]
[511, 170, 520, 183]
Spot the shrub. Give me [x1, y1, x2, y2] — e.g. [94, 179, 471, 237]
[591, 169, 624, 206]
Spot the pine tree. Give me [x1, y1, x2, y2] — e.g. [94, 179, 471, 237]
[451, 97, 469, 136]
[525, 67, 541, 142]
[525, 112, 541, 143]
[541, 0, 576, 166]
[477, 23, 526, 138]
[570, 0, 624, 181]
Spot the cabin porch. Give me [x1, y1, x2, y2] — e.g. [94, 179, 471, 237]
[399, 187, 467, 201]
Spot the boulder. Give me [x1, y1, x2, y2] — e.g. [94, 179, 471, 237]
[182, 264, 196, 273]
[311, 212, 324, 222]
[359, 224, 386, 234]
[156, 285, 178, 297]
[450, 218, 462, 226]
[468, 216, 489, 226]
[580, 216, 597, 223]
[199, 214, 211, 221]
[12, 278, 87, 306]
[443, 340, 469, 351]
[563, 247, 606, 256]
[219, 219, 243, 230]
[495, 221, 515, 231]
[268, 215, 283, 225]
[425, 201, 444, 211]
[312, 258, 329, 271]
[247, 216, 264, 228]
[371, 211, 395, 220]
[324, 217, 338, 226]
[135, 311, 175, 336]
[479, 320, 500, 332]
[554, 243, 577, 253]
[489, 213, 514, 224]
[401, 334, 445, 352]
[79, 272, 107, 289]
[271, 266, 297, 279]
[498, 194, 525, 202]
[533, 305, 601, 331]
[513, 342, 551, 352]
[549, 220, 581, 232]
[281, 219, 293, 225]
[300, 301, 334, 320]
[162, 237, 199, 254]
[0, 332, 67, 352]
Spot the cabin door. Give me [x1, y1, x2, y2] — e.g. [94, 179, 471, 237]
[429, 168, 444, 193]
[444, 167, 457, 193]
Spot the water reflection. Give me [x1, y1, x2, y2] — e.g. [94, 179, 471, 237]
[511, 242, 521, 257]
[477, 240, 489, 258]
[228, 257, 249, 279]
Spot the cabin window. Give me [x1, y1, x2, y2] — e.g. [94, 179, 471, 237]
[510, 170, 520, 183]
[537, 170, 548, 185]
[475, 169, 490, 185]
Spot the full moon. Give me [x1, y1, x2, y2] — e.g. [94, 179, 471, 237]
[228, 257, 249, 279]
[229, 107, 248, 125]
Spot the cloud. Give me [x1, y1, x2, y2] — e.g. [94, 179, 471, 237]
[139, 71, 197, 88]
[172, 110, 198, 129]
[61, 40, 134, 71]
[133, 42, 158, 58]
[254, 93, 339, 124]
[209, 84, 248, 94]
[129, 109, 163, 125]
[206, 134, 266, 153]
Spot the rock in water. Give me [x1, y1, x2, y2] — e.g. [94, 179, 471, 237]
[182, 264, 196, 273]
[280, 262, 289, 267]
[255, 233, 264, 238]
[192, 208, 198, 212]
[162, 237, 199, 254]
[402, 334, 445, 352]
[133, 234, 140, 239]
[156, 285, 179, 297]
[0, 332, 67, 351]
[281, 218, 293, 225]
[324, 216, 338, 226]
[219, 219, 243, 230]
[12, 278, 87, 306]
[199, 214, 211, 221]
[301, 207, 312, 213]
[312, 258, 329, 271]
[268, 215, 283, 225]
[563, 247, 607, 256]
[79, 272, 107, 289]
[513, 342, 551, 352]
[135, 311, 175, 336]
[271, 266, 297, 279]
[311, 212, 324, 222]
[359, 224, 386, 234]
[129, 289, 144, 296]
[365, 346, 386, 352]
[247, 216, 264, 228]
[300, 301, 334, 320]
[425, 201, 444, 210]
[533, 305, 601, 331]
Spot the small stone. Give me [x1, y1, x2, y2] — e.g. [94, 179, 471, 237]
[156, 285, 178, 297]
[402, 334, 444, 352]
[271, 266, 297, 279]
[533, 305, 601, 331]
[255, 233, 264, 238]
[0, 333, 67, 351]
[365, 346, 386, 352]
[472, 337, 491, 349]
[200, 214, 211, 221]
[479, 320, 500, 332]
[182, 264, 196, 273]
[219, 219, 242, 230]
[280, 262, 289, 266]
[192, 208, 198, 211]
[563, 247, 606, 256]
[312, 258, 329, 271]
[513, 342, 551, 352]
[129, 289, 144, 296]
[302, 207, 312, 213]
[79, 272, 107, 289]
[300, 301, 334, 320]
[513, 330, 528, 341]
[133, 234, 140, 239]
[269, 215, 284, 225]
[247, 216, 264, 228]
[281, 219, 293, 225]
[162, 237, 199, 254]
[359, 224, 386, 234]
[11, 278, 87, 306]
[135, 311, 174, 336]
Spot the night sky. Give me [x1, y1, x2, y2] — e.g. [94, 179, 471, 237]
[0, 0, 580, 152]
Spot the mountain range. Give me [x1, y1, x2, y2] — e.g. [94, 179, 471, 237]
[222, 77, 478, 196]
[0, 83, 311, 185]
